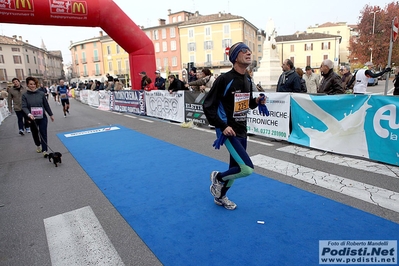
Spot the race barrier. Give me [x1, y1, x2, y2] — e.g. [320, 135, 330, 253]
[0, 98, 10, 125]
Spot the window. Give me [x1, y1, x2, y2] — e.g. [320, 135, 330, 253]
[93, 42, 97, 48]
[305, 43, 313, 51]
[222, 39, 232, 48]
[83, 65, 88, 76]
[12, 47, 20, 52]
[290, 45, 294, 52]
[116, 45, 120, 54]
[170, 27, 176, 38]
[306, 56, 311, 66]
[0, 69, 7, 81]
[82, 52, 86, 63]
[258, 45, 262, 53]
[108, 61, 113, 72]
[171, 40, 177, 51]
[15, 69, 24, 80]
[74, 46, 77, 51]
[162, 42, 168, 52]
[162, 29, 166, 39]
[206, 54, 212, 64]
[28, 68, 31, 75]
[156, 58, 161, 69]
[290, 57, 295, 65]
[95, 63, 100, 75]
[172, 57, 177, 67]
[223, 24, 230, 34]
[107, 46, 111, 55]
[93, 50, 99, 61]
[34, 56, 36, 64]
[188, 43, 196, 52]
[117, 60, 122, 73]
[75, 54, 79, 65]
[153, 30, 159, 40]
[81, 44, 85, 49]
[13, 55, 22, 64]
[204, 41, 213, 50]
[205, 26, 211, 36]
[322, 42, 331, 50]
[0, 55, 4, 64]
[163, 58, 168, 68]
[155, 43, 160, 53]
[125, 59, 129, 71]
[26, 55, 30, 63]
[323, 55, 328, 60]
[188, 29, 194, 38]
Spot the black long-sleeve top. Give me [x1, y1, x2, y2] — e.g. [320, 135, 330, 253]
[22, 90, 53, 118]
[203, 68, 257, 138]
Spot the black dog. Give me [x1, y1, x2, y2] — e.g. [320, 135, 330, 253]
[47, 152, 62, 167]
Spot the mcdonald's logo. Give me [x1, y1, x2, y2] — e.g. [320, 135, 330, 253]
[15, 0, 32, 10]
[72, 2, 86, 14]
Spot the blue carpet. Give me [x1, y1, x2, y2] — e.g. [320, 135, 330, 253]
[58, 125, 399, 266]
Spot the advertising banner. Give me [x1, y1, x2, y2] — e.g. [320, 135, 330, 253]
[79, 90, 88, 104]
[112, 90, 144, 115]
[98, 91, 110, 111]
[289, 94, 399, 166]
[247, 92, 291, 140]
[184, 91, 209, 126]
[145, 90, 185, 122]
[88, 90, 99, 107]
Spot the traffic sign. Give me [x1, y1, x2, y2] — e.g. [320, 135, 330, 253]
[225, 47, 230, 55]
[393, 16, 398, 42]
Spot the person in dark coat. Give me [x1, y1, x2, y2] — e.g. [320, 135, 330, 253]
[167, 74, 188, 93]
[317, 59, 345, 95]
[276, 59, 301, 92]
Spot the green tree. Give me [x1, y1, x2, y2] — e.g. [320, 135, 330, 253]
[349, 2, 399, 69]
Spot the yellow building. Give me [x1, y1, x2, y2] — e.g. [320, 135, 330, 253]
[178, 12, 261, 75]
[275, 32, 342, 71]
[101, 36, 130, 85]
[307, 22, 358, 65]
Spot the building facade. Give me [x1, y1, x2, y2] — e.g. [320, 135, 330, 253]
[0, 35, 63, 90]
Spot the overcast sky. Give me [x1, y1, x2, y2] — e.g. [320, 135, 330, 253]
[0, 0, 390, 64]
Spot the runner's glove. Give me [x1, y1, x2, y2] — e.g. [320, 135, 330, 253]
[213, 134, 227, 149]
[258, 93, 270, 116]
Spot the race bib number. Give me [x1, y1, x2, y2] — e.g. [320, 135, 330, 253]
[31, 107, 43, 119]
[60, 93, 67, 99]
[233, 92, 250, 119]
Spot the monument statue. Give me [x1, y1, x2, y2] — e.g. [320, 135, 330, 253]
[253, 18, 281, 90]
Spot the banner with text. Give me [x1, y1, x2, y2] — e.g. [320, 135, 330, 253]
[247, 92, 291, 140]
[184, 92, 209, 126]
[145, 90, 185, 123]
[112, 90, 145, 115]
[289, 94, 399, 166]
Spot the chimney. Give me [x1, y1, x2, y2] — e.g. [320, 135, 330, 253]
[18, 36, 22, 41]
[25, 40, 29, 43]
[168, 9, 171, 15]
[219, 12, 221, 17]
[195, 11, 199, 17]
[99, 30, 103, 37]
[12, 35, 17, 39]
[159, 19, 166, 26]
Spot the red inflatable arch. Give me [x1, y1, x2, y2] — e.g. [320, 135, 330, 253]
[0, 0, 155, 90]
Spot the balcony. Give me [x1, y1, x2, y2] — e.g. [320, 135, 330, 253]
[74, 60, 79, 65]
[80, 59, 87, 64]
[92, 57, 100, 62]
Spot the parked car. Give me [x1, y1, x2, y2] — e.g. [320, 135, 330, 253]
[368, 77, 378, 86]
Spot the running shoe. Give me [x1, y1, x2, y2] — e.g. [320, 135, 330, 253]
[64, 114, 66, 118]
[19, 129, 24, 136]
[42, 151, 48, 158]
[210, 171, 223, 198]
[214, 196, 237, 210]
[25, 128, 31, 133]
[36, 146, 42, 153]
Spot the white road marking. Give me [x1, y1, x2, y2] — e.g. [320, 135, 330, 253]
[123, 115, 137, 119]
[277, 145, 399, 178]
[44, 206, 124, 266]
[251, 154, 399, 213]
[139, 118, 154, 123]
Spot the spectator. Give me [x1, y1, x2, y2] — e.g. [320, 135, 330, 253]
[295, 68, 307, 93]
[154, 70, 166, 90]
[144, 77, 157, 91]
[139, 71, 148, 90]
[347, 62, 390, 94]
[113, 78, 123, 91]
[7, 78, 31, 135]
[185, 68, 215, 93]
[303, 66, 320, 94]
[37, 83, 49, 100]
[317, 59, 345, 95]
[106, 73, 114, 90]
[22, 76, 54, 157]
[167, 74, 187, 93]
[340, 65, 353, 93]
[276, 59, 301, 92]
[49, 83, 58, 102]
[393, 68, 399, 95]
[188, 67, 197, 82]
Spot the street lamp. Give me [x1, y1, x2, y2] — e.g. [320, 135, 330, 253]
[370, 10, 380, 63]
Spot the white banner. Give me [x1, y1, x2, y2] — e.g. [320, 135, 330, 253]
[247, 92, 291, 140]
[0, 99, 10, 125]
[98, 91, 110, 111]
[145, 90, 185, 122]
[88, 91, 100, 107]
[79, 90, 89, 105]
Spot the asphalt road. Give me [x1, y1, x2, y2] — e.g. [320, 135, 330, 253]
[0, 97, 398, 265]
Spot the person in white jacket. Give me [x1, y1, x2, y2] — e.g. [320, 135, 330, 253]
[348, 62, 391, 94]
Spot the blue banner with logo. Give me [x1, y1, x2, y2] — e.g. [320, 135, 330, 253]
[289, 94, 399, 166]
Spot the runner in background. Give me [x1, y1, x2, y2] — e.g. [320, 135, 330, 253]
[57, 80, 70, 117]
